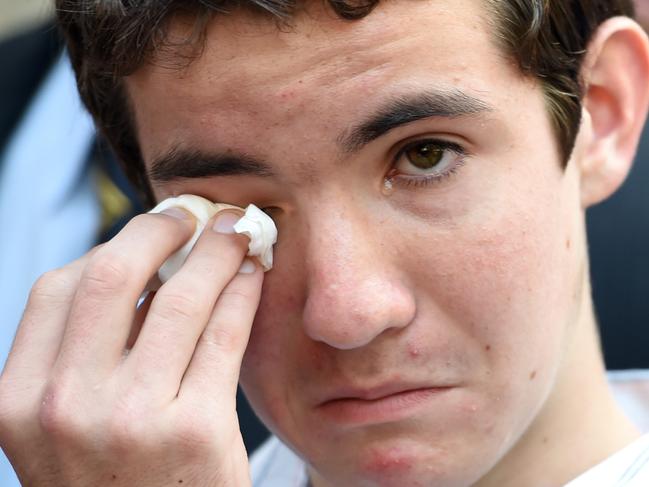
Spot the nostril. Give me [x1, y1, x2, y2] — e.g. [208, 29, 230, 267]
[306, 323, 377, 350]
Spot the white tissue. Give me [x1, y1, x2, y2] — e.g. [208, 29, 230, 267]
[232, 205, 277, 271]
[149, 194, 278, 282]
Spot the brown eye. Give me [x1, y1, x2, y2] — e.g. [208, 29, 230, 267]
[391, 138, 466, 183]
[405, 142, 445, 170]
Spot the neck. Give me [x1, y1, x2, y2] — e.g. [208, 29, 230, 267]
[477, 277, 641, 487]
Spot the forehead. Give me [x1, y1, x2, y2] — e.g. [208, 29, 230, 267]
[126, 0, 520, 168]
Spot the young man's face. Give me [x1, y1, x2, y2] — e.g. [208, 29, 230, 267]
[127, 0, 590, 485]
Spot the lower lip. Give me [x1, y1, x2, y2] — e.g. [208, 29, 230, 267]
[316, 387, 453, 426]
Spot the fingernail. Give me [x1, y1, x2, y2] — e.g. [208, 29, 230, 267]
[213, 211, 241, 234]
[161, 207, 190, 220]
[238, 258, 257, 274]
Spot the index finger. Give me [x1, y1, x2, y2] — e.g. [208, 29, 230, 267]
[1, 247, 99, 381]
[179, 258, 264, 408]
[54, 209, 196, 376]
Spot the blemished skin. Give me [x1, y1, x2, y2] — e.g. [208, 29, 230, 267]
[1, 0, 649, 486]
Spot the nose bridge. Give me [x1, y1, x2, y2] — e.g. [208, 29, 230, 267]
[301, 198, 415, 350]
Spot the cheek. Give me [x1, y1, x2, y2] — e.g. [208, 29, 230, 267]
[241, 230, 308, 368]
[406, 166, 577, 390]
[239, 262, 308, 426]
[240, 281, 296, 377]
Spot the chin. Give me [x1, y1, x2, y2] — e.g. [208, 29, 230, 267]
[302, 428, 501, 487]
[313, 445, 483, 487]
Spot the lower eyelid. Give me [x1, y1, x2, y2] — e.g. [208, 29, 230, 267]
[391, 155, 467, 189]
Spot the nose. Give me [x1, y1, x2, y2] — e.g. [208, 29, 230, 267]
[301, 205, 416, 350]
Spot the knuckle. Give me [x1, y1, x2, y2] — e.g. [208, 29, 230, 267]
[219, 287, 256, 310]
[29, 269, 74, 304]
[201, 325, 242, 353]
[155, 291, 202, 322]
[82, 253, 131, 294]
[38, 383, 77, 438]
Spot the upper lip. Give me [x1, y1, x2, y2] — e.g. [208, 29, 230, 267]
[317, 381, 454, 405]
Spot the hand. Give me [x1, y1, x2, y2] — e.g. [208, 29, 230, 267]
[0, 208, 262, 486]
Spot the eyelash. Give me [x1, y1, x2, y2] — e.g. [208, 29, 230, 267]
[389, 138, 468, 189]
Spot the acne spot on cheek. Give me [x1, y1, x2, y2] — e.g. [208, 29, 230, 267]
[530, 370, 537, 380]
[566, 238, 571, 250]
[406, 340, 423, 359]
[485, 344, 491, 352]
[460, 403, 479, 414]
[362, 448, 415, 476]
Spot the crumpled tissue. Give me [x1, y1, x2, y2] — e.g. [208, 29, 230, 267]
[149, 194, 278, 282]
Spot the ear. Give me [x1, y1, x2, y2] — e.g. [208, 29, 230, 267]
[577, 17, 649, 207]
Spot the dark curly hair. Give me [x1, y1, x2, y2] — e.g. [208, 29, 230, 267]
[55, 0, 634, 208]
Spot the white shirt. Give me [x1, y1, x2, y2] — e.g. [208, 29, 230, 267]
[565, 434, 649, 487]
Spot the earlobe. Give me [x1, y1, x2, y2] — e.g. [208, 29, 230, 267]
[578, 17, 649, 208]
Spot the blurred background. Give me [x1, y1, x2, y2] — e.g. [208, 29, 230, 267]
[0, 0, 52, 42]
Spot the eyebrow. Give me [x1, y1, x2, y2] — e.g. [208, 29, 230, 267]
[338, 89, 493, 153]
[148, 89, 493, 184]
[149, 148, 275, 184]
